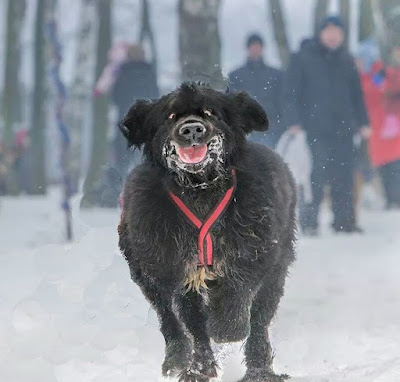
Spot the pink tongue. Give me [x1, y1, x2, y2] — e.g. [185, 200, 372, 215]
[177, 145, 208, 164]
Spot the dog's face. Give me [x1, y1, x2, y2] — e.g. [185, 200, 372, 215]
[120, 83, 268, 186]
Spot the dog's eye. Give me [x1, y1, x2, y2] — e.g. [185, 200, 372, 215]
[168, 113, 176, 120]
[204, 109, 212, 117]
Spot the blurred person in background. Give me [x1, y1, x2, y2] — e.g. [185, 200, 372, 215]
[354, 39, 383, 211]
[363, 45, 400, 209]
[229, 33, 283, 147]
[282, 16, 370, 236]
[111, 43, 159, 175]
[0, 141, 9, 195]
[91, 42, 159, 207]
[0, 137, 20, 195]
[15, 128, 32, 194]
[94, 42, 159, 176]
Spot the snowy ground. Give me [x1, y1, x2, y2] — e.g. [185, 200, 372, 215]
[1, 188, 400, 382]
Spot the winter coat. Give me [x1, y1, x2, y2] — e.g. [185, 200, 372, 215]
[229, 59, 283, 145]
[112, 60, 159, 119]
[385, 66, 400, 114]
[363, 62, 400, 167]
[282, 39, 369, 142]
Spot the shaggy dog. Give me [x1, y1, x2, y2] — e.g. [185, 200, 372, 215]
[118, 83, 296, 382]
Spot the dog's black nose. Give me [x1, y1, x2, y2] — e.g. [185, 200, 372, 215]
[178, 122, 207, 142]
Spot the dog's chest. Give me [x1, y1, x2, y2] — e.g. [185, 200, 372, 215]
[180, 190, 224, 220]
[170, 193, 271, 289]
[128, 181, 274, 287]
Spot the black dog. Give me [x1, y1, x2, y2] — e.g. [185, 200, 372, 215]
[118, 83, 296, 382]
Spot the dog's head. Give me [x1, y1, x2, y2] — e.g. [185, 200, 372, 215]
[119, 82, 268, 187]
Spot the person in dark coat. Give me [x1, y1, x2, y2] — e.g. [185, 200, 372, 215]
[229, 34, 283, 147]
[282, 16, 371, 235]
[112, 44, 159, 175]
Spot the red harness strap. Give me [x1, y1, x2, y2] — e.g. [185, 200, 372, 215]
[169, 169, 237, 266]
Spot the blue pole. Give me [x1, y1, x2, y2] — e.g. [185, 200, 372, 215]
[46, 3, 73, 241]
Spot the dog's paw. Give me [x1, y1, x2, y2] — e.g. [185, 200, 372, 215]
[178, 360, 218, 382]
[162, 339, 192, 377]
[237, 368, 290, 382]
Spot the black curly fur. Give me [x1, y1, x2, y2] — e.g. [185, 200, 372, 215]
[118, 83, 297, 382]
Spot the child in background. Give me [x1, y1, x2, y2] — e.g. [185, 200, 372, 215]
[360, 43, 400, 209]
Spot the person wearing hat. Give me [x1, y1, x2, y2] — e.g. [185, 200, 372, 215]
[282, 16, 371, 235]
[229, 33, 283, 147]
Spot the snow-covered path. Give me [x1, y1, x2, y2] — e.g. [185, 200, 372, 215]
[1, 190, 400, 382]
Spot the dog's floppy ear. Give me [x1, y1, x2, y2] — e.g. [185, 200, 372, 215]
[232, 92, 269, 134]
[119, 99, 154, 147]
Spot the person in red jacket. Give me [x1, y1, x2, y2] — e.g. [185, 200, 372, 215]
[361, 46, 400, 209]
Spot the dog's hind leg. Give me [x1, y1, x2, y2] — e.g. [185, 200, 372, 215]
[238, 267, 290, 382]
[137, 278, 192, 377]
[207, 281, 254, 344]
[176, 291, 218, 382]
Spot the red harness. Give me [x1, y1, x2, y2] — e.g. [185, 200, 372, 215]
[169, 169, 237, 266]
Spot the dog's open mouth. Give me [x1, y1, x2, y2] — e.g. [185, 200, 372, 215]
[176, 144, 208, 164]
[164, 135, 224, 175]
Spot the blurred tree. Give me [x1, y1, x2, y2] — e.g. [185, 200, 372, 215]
[29, 0, 50, 194]
[314, 0, 329, 36]
[267, 0, 290, 67]
[81, 0, 112, 208]
[139, 0, 158, 75]
[373, 0, 400, 64]
[340, 0, 350, 48]
[178, 0, 224, 88]
[359, 0, 375, 41]
[1, 0, 26, 194]
[68, 0, 97, 191]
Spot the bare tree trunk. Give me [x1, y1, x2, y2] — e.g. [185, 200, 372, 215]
[373, 0, 400, 64]
[340, 0, 351, 48]
[68, 0, 97, 191]
[178, 0, 224, 88]
[81, 0, 112, 208]
[139, 0, 157, 75]
[314, 0, 329, 36]
[1, 0, 26, 195]
[267, 0, 290, 67]
[29, 0, 49, 194]
[359, 0, 375, 42]
[2, 0, 26, 146]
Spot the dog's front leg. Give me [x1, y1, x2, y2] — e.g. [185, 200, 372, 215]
[136, 277, 192, 377]
[176, 291, 218, 382]
[238, 270, 290, 382]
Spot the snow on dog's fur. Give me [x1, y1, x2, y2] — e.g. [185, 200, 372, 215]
[118, 83, 297, 382]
